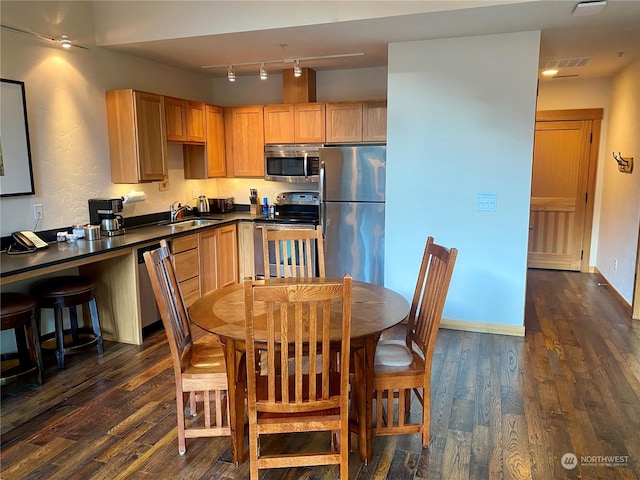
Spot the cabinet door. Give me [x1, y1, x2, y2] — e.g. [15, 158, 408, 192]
[216, 224, 238, 289]
[225, 106, 264, 177]
[186, 101, 206, 143]
[206, 105, 226, 177]
[264, 104, 294, 144]
[295, 103, 325, 143]
[134, 91, 168, 182]
[106, 90, 168, 183]
[165, 97, 188, 142]
[198, 228, 218, 295]
[325, 102, 363, 143]
[173, 249, 199, 283]
[363, 100, 387, 142]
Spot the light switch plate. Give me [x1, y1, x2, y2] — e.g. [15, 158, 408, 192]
[477, 192, 497, 212]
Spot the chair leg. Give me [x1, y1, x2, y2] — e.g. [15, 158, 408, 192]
[88, 298, 103, 354]
[27, 315, 44, 385]
[176, 388, 187, 455]
[54, 307, 65, 369]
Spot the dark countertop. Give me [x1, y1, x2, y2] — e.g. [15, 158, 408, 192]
[1, 212, 257, 281]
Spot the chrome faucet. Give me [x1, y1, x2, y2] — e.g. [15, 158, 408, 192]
[170, 201, 193, 222]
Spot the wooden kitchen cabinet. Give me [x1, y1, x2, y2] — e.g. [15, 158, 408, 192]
[184, 105, 226, 178]
[363, 100, 387, 142]
[106, 89, 168, 183]
[264, 104, 294, 143]
[263, 103, 325, 144]
[224, 106, 264, 177]
[199, 224, 238, 295]
[325, 101, 363, 143]
[295, 103, 325, 143]
[165, 97, 206, 143]
[170, 234, 200, 307]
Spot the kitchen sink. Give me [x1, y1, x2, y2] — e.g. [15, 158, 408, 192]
[162, 218, 222, 230]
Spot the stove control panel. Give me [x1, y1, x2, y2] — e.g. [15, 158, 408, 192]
[275, 191, 319, 205]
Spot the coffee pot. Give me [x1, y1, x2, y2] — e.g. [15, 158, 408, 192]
[101, 214, 123, 233]
[198, 195, 210, 214]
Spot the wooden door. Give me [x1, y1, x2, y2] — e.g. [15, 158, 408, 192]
[528, 109, 601, 271]
[134, 91, 167, 182]
[363, 100, 387, 142]
[186, 102, 206, 143]
[199, 228, 218, 295]
[164, 97, 187, 142]
[325, 102, 363, 143]
[216, 224, 238, 289]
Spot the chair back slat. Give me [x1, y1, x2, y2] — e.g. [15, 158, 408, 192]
[260, 228, 325, 279]
[144, 241, 193, 370]
[406, 237, 458, 359]
[245, 277, 351, 413]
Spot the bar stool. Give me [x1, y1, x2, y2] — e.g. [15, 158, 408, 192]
[32, 276, 104, 369]
[1, 292, 44, 386]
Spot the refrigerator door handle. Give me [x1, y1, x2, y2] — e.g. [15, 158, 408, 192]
[319, 161, 326, 236]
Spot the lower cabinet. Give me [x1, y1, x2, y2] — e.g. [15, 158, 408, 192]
[199, 224, 238, 296]
[170, 234, 200, 307]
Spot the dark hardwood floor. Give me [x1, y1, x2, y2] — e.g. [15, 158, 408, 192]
[2, 269, 639, 479]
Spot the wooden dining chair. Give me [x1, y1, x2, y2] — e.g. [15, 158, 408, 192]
[243, 276, 352, 480]
[372, 236, 457, 447]
[260, 227, 325, 279]
[143, 241, 230, 455]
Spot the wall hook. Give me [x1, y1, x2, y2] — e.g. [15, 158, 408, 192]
[612, 152, 633, 173]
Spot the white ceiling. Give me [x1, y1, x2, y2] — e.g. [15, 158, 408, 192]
[95, 0, 640, 81]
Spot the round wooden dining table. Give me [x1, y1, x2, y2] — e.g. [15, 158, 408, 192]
[189, 278, 410, 466]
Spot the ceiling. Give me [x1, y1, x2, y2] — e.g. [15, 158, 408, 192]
[97, 0, 640, 81]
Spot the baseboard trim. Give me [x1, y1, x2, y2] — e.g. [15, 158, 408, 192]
[440, 318, 525, 337]
[593, 268, 633, 317]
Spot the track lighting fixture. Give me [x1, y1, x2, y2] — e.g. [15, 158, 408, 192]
[1, 24, 88, 49]
[202, 52, 364, 79]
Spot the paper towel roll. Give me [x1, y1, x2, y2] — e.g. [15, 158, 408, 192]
[121, 190, 146, 204]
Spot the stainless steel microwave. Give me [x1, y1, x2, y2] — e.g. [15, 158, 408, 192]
[264, 144, 322, 183]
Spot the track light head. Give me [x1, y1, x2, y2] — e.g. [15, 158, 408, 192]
[260, 63, 268, 80]
[227, 66, 236, 82]
[58, 35, 72, 49]
[293, 60, 302, 78]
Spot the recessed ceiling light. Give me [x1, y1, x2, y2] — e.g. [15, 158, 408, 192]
[573, 0, 606, 16]
[542, 69, 559, 76]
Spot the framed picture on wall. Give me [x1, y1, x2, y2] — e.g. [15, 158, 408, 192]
[1, 78, 35, 196]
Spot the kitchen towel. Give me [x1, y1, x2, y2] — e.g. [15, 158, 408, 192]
[121, 190, 146, 204]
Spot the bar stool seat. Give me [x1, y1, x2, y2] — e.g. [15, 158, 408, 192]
[1, 292, 44, 386]
[32, 276, 103, 369]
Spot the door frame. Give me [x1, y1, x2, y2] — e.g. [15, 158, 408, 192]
[534, 108, 603, 272]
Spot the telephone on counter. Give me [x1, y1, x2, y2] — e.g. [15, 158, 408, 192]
[7, 231, 49, 255]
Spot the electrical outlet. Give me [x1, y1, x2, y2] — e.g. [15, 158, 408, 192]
[192, 189, 199, 199]
[33, 204, 43, 221]
[614, 259, 617, 271]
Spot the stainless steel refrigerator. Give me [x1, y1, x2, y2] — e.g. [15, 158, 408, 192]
[319, 145, 386, 285]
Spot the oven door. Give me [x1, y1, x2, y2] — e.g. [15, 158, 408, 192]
[254, 223, 318, 278]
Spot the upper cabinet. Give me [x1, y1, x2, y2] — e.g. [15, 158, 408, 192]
[363, 100, 387, 142]
[165, 97, 206, 143]
[295, 103, 325, 143]
[224, 106, 265, 177]
[264, 103, 325, 144]
[325, 101, 387, 143]
[106, 89, 168, 184]
[184, 105, 226, 179]
[325, 102, 363, 143]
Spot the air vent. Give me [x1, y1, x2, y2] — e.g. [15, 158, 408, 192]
[539, 57, 592, 69]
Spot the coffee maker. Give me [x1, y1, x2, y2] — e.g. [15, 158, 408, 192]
[88, 198, 125, 237]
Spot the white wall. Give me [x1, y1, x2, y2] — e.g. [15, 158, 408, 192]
[0, 1, 215, 236]
[596, 58, 640, 303]
[385, 31, 540, 331]
[537, 77, 611, 267]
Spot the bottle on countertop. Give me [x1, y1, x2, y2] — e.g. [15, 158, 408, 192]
[262, 197, 269, 216]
